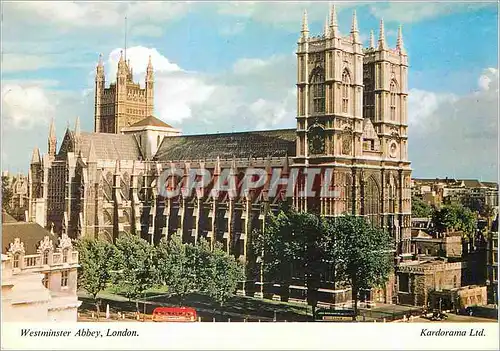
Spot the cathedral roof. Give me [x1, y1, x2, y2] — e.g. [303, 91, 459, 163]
[154, 129, 296, 161]
[72, 132, 142, 161]
[129, 115, 174, 129]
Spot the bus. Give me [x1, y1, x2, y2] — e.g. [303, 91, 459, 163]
[152, 307, 197, 322]
[315, 308, 357, 322]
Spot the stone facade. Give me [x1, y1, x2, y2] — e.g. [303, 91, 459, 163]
[396, 259, 464, 307]
[28, 7, 412, 301]
[1, 218, 81, 322]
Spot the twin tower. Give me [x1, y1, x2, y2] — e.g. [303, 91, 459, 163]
[295, 6, 409, 164]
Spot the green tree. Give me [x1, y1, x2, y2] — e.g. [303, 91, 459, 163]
[75, 237, 117, 317]
[2, 176, 13, 212]
[330, 215, 393, 320]
[432, 204, 477, 239]
[411, 196, 434, 217]
[111, 233, 156, 312]
[253, 210, 295, 301]
[156, 235, 198, 304]
[203, 242, 245, 314]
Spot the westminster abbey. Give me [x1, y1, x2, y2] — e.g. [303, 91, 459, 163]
[27, 7, 412, 302]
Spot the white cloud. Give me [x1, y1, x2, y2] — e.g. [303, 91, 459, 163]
[1, 84, 56, 129]
[408, 67, 498, 180]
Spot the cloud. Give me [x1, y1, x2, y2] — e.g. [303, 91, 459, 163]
[369, 3, 495, 23]
[408, 67, 498, 180]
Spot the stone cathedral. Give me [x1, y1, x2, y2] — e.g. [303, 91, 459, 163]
[28, 7, 412, 303]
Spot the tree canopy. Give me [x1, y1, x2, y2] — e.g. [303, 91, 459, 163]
[411, 196, 434, 218]
[432, 204, 477, 238]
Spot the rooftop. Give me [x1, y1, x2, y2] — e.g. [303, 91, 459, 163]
[129, 115, 174, 129]
[2, 222, 58, 255]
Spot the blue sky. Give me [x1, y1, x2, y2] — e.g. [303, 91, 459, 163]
[1, 1, 498, 181]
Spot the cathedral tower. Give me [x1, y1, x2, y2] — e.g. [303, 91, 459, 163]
[93, 52, 155, 134]
[295, 6, 364, 162]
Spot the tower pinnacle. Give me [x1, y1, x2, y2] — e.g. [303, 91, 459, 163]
[397, 24, 406, 55]
[378, 19, 386, 50]
[369, 30, 375, 48]
[330, 4, 339, 37]
[324, 15, 329, 37]
[351, 10, 360, 44]
[301, 9, 309, 37]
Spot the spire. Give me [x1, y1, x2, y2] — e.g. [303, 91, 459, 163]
[119, 50, 124, 62]
[97, 53, 103, 68]
[301, 9, 309, 37]
[397, 24, 406, 55]
[369, 30, 375, 48]
[48, 118, 56, 156]
[49, 118, 56, 141]
[74, 116, 80, 136]
[87, 140, 97, 163]
[147, 54, 153, 69]
[351, 10, 360, 44]
[324, 15, 329, 37]
[378, 19, 386, 50]
[31, 147, 41, 164]
[330, 4, 339, 37]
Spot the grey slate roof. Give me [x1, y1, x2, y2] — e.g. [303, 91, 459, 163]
[75, 132, 142, 161]
[2, 222, 57, 255]
[130, 115, 174, 128]
[154, 129, 296, 161]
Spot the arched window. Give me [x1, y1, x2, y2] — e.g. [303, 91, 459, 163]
[13, 253, 20, 268]
[62, 248, 69, 263]
[310, 68, 325, 114]
[43, 250, 49, 265]
[363, 177, 380, 227]
[390, 80, 397, 121]
[342, 70, 351, 114]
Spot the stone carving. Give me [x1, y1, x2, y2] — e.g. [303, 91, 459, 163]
[8, 238, 25, 255]
[58, 233, 73, 249]
[37, 236, 54, 253]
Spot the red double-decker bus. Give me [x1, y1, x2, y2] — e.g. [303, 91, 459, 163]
[152, 307, 197, 322]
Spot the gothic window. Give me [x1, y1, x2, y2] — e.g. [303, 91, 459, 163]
[13, 253, 20, 268]
[62, 248, 69, 263]
[364, 176, 380, 227]
[390, 80, 398, 121]
[43, 250, 49, 265]
[310, 68, 325, 114]
[342, 70, 351, 114]
[61, 270, 69, 287]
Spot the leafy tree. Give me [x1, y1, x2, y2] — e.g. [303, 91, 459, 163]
[462, 194, 494, 219]
[411, 196, 434, 218]
[75, 237, 117, 317]
[111, 233, 156, 312]
[330, 215, 393, 320]
[2, 176, 13, 212]
[254, 210, 326, 318]
[253, 210, 295, 301]
[156, 235, 198, 304]
[203, 242, 245, 314]
[432, 204, 477, 239]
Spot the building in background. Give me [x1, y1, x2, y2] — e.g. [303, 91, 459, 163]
[486, 214, 498, 304]
[1, 211, 81, 322]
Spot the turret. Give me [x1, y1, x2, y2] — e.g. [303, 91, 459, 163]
[396, 25, 406, 55]
[145, 55, 154, 116]
[369, 30, 375, 49]
[329, 4, 339, 38]
[300, 10, 309, 39]
[378, 19, 386, 50]
[351, 10, 360, 44]
[94, 54, 105, 133]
